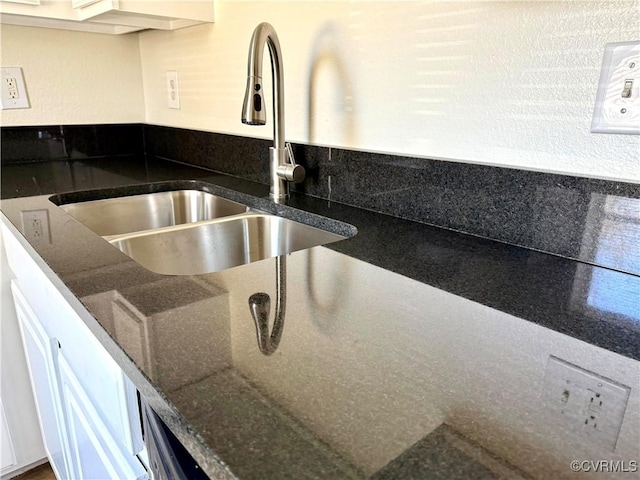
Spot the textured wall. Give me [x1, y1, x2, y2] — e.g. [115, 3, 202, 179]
[139, 1, 640, 183]
[0, 24, 144, 126]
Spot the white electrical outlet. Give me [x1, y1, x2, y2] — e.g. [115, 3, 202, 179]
[5, 78, 18, 99]
[166, 70, 180, 109]
[591, 41, 640, 134]
[20, 210, 51, 244]
[541, 356, 631, 451]
[0, 67, 30, 109]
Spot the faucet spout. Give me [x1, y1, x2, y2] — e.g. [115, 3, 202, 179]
[241, 22, 304, 202]
[241, 75, 266, 126]
[241, 22, 281, 139]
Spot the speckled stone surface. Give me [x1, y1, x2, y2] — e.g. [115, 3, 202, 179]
[3, 157, 639, 360]
[1, 155, 214, 199]
[2, 146, 639, 479]
[142, 125, 640, 275]
[371, 425, 525, 480]
[1, 124, 144, 163]
[143, 125, 272, 185]
[5, 123, 638, 274]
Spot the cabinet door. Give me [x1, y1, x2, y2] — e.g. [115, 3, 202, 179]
[1, 0, 40, 5]
[72, 0, 114, 20]
[12, 282, 75, 480]
[58, 354, 148, 480]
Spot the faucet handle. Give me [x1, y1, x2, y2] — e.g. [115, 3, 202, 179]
[277, 164, 305, 183]
[277, 143, 305, 183]
[285, 143, 295, 164]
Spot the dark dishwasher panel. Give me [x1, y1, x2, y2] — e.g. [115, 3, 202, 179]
[141, 399, 210, 480]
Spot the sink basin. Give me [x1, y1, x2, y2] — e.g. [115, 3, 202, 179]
[60, 190, 248, 237]
[56, 186, 354, 276]
[109, 213, 347, 275]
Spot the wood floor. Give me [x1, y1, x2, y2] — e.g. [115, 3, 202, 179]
[12, 463, 56, 480]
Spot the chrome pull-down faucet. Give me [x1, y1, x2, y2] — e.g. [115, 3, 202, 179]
[241, 22, 305, 202]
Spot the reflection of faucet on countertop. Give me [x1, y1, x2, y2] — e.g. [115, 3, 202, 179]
[248, 255, 287, 356]
[242, 22, 305, 203]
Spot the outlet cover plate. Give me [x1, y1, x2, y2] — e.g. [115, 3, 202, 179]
[166, 70, 180, 109]
[20, 210, 51, 244]
[0, 67, 30, 110]
[541, 356, 630, 452]
[591, 41, 640, 134]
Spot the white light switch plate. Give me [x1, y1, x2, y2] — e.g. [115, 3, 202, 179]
[591, 41, 640, 135]
[0, 67, 30, 110]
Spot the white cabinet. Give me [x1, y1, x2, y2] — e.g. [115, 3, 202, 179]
[0, 232, 46, 478]
[12, 284, 75, 480]
[58, 355, 147, 480]
[2, 220, 148, 480]
[0, 0, 214, 34]
[71, 0, 215, 30]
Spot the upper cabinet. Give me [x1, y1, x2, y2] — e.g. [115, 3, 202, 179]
[0, 0, 214, 34]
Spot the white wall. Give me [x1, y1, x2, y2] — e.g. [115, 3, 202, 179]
[0, 24, 144, 126]
[0, 3, 637, 181]
[139, 0, 640, 183]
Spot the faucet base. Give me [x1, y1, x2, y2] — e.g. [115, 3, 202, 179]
[269, 147, 290, 202]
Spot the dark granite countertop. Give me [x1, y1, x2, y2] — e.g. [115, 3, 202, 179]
[2, 157, 639, 479]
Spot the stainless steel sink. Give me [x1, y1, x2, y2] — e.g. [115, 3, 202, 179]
[60, 190, 248, 237]
[109, 213, 346, 275]
[57, 188, 352, 275]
